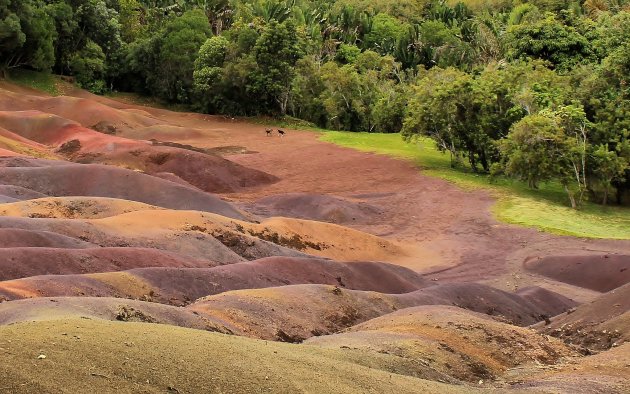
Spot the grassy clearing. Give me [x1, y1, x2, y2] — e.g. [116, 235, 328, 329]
[319, 131, 630, 239]
[7, 69, 59, 95]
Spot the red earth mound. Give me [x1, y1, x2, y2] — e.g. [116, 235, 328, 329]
[0, 125, 54, 158]
[0, 228, 93, 248]
[510, 343, 630, 394]
[539, 283, 630, 352]
[0, 157, 68, 168]
[0, 297, 234, 334]
[73, 144, 279, 193]
[0, 273, 147, 301]
[0, 196, 162, 219]
[395, 282, 578, 326]
[242, 193, 384, 224]
[0, 163, 247, 219]
[0, 109, 276, 189]
[524, 254, 630, 292]
[0, 214, 312, 263]
[0, 247, 216, 281]
[0, 194, 17, 203]
[515, 286, 580, 318]
[0, 89, 161, 133]
[0, 257, 431, 305]
[0, 185, 47, 200]
[0, 216, 244, 263]
[188, 282, 577, 341]
[129, 258, 431, 303]
[0, 110, 78, 145]
[0, 110, 278, 193]
[0, 125, 51, 152]
[0, 148, 20, 156]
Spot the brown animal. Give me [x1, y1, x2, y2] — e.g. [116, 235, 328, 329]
[278, 129, 286, 137]
[265, 128, 273, 136]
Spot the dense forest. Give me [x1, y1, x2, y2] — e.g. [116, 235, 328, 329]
[1, 0, 629, 206]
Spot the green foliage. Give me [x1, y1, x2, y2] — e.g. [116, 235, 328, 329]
[335, 43, 361, 64]
[402, 64, 526, 171]
[70, 40, 107, 93]
[127, 9, 211, 103]
[508, 3, 542, 25]
[0, 0, 56, 71]
[250, 20, 304, 114]
[363, 13, 409, 55]
[118, 0, 145, 42]
[504, 14, 592, 70]
[500, 113, 568, 189]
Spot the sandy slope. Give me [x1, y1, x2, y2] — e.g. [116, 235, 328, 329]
[306, 305, 575, 383]
[0, 257, 430, 304]
[188, 283, 576, 341]
[0, 196, 162, 219]
[537, 283, 630, 352]
[0, 319, 476, 394]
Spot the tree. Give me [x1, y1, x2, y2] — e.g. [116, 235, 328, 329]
[576, 16, 630, 204]
[500, 113, 569, 189]
[0, 6, 25, 54]
[403, 65, 524, 171]
[592, 144, 628, 205]
[335, 43, 361, 64]
[75, 0, 122, 56]
[0, 0, 56, 73]
[402, 67, 468, 167]
[499, 106, 592, 209]
[363, 13, 409, 55]
[504, 14, 591, 71]
[289, 56, 327, 125]
[118, 0, 145, 42]
[319, 62, 365, 131]
[129, 9, 211, 102]
[372, 83, 407, 133]
[250, 20, 303, 115]
[70, 39, 107, 93]
[193, 35, 229, 112]
[45, 1, 79, 75]
[554, 105, 591, 208]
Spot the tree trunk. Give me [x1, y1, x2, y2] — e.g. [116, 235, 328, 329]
[468, 151, 477, 172]
[480, 150, 489, 172]
[602, 187, 608, 206]
[564, 185, 577, 209]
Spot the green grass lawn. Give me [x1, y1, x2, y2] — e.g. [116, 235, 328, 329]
[319, 131, 630, 239]
[7, 69, 59, 95]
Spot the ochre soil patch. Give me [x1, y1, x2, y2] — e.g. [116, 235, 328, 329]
[306, 305, 576, 383]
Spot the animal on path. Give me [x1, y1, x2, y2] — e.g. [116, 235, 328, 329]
[265, 128, 273, 136]
[278, 129, 286, 137]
